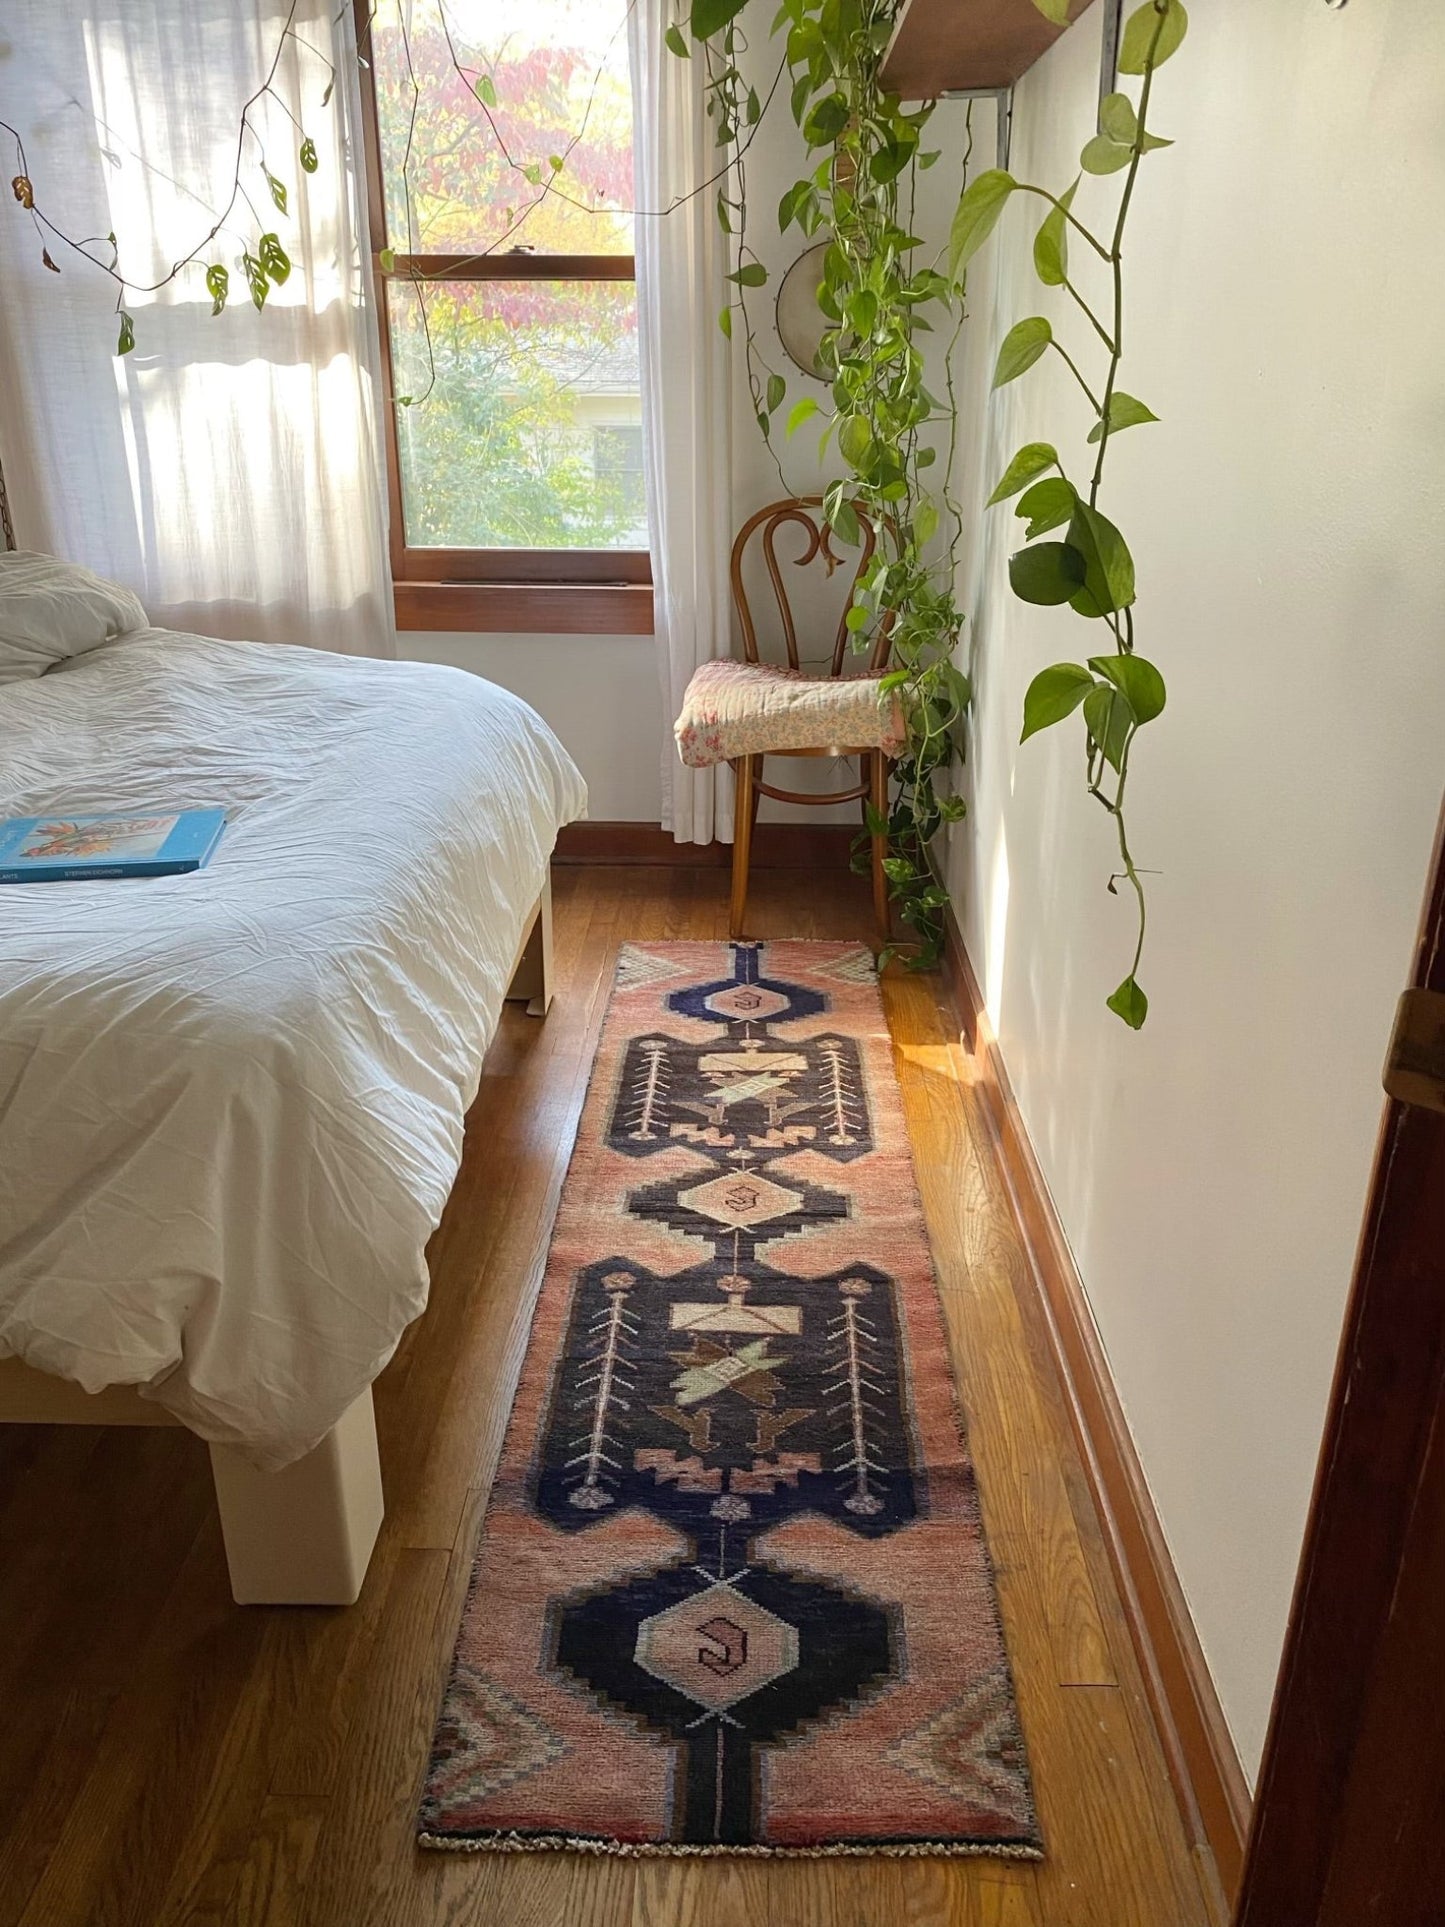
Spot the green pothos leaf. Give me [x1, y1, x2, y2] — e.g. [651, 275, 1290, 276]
[116, 311, 135, 355]
[664, 23, 690, 57]
[1083, 682, 1133, 772]
[948, 169, 1016, 276]
[829, 497, 861, 546]
[1015, 476, 1076, 538]
[1106, 975, 1149, 1028]
[1021, 662, 1092, 741]
[986, 442, 1058, 505]
[992, 315, 1052, 388]
[1081, 134, 1133, 175]
[1067, 501, 1136, 616]
[786, 395, 821, 438]
[1009, 541, 1087, 606]
[690, 0, 748, 36]
[1117, 0, 1188, 74]
[1099, 92, 1139, 144]
[1033, 178, 1077, 287]
[1086, 391, 1160, 442]
[1089, 653, 1166, 724]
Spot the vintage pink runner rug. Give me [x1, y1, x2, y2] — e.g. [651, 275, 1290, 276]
[419, 941, 1039, 1858]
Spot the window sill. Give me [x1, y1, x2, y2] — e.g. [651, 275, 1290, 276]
[394, 580, 654, 636]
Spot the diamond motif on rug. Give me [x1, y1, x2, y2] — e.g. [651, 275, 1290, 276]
[676, 1171, 805, 1231]
[420, 942, 1040, 1859]
[634, 1580, 800, 1711]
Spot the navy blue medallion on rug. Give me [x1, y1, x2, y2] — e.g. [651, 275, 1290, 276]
[419, 942, 1039, 1859]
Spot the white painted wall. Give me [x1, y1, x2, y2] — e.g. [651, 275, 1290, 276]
[402, 631, 661, 820]
[942, 0, 1445, 1780]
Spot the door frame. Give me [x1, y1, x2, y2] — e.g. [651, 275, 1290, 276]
[1233, 797, 1445, 1924]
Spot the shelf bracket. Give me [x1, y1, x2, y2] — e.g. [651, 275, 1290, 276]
[1098, 0, 1126, 123]
[941, 86, 1013, 172]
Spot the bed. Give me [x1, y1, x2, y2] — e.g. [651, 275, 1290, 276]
[0, 558, 587, 1604]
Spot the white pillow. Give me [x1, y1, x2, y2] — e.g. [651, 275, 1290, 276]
[0, 550, 149, 684]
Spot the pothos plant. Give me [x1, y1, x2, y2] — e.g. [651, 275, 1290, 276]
[676, 0, 1185, 1018]
[672, 0, 973, 967]
[954, 0, 1188, 1027]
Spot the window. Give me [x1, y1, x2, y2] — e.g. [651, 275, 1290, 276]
[358, 0, 651, 632]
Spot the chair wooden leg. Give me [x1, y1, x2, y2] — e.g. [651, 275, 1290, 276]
[869, 751, 890, 947]
[730, 755, 757, 938]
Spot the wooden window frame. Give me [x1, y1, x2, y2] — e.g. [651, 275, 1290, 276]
[353, 15, 653, 636]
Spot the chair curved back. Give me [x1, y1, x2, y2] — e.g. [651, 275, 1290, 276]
[729, 497, 893, 678]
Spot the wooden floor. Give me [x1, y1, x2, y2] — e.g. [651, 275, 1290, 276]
[0, 868, 1222, 1927]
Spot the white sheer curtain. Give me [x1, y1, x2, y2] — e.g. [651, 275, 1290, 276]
[0, 0, 392, 657]
[628, 0, 734, 844]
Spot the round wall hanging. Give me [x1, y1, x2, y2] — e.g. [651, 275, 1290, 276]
[774, 243, 832, 381]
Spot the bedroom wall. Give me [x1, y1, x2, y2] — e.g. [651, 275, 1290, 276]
[940, 0, 1445, 1780]
[402, 632, 661, 822]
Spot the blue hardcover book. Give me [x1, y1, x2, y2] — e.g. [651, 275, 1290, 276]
[0, 807, 227, 883]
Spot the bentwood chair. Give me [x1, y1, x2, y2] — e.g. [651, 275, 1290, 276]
[674, 497, 903, 945]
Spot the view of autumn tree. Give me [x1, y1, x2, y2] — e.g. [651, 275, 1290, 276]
[372, 0, 643, 550]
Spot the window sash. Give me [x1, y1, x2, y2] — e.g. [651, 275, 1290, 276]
[353, 13, 651, 612]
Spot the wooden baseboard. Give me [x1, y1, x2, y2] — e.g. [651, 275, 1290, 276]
[554, 822, 855, 868]
[941, 907, 1251, 1907]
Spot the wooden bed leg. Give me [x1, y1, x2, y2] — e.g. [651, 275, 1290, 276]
[507, 874, 554, 1018]
[208, 1388, 384, 1606]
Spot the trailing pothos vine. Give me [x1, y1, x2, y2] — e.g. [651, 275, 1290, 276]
[674, 0, 972, 968]
[679, 0, 1186, 1016]
[954, 0, 1186, 1026]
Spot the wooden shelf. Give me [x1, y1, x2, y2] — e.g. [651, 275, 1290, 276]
[880, 0, 1092, 98]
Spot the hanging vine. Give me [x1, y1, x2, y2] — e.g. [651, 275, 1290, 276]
[956, 0, 1187, 1025]
[676, 0, 972, 967]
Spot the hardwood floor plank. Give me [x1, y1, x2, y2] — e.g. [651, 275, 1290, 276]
[432, 1849, 637, 1926]
[0, 866, 1215, 1927]
[212, 1796, 328, 1927]
[292, 1547, 451, 1927]
[1027, 1685, 1204, 1927]
[897, 1859, 1044, 1926]
[630, 1858, 774, 1927]
[17, 1514, 265, 1927]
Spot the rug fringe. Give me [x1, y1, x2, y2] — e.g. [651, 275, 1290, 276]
[417, 1831, 1045, 1861]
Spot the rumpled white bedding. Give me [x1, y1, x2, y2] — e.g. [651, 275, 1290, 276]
[0, 631, 586, 1467]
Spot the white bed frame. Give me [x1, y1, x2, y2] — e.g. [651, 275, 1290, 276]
[0, 877, 554, 1607]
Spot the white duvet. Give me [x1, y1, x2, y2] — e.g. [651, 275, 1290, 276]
[0, 632, 585, 1467]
